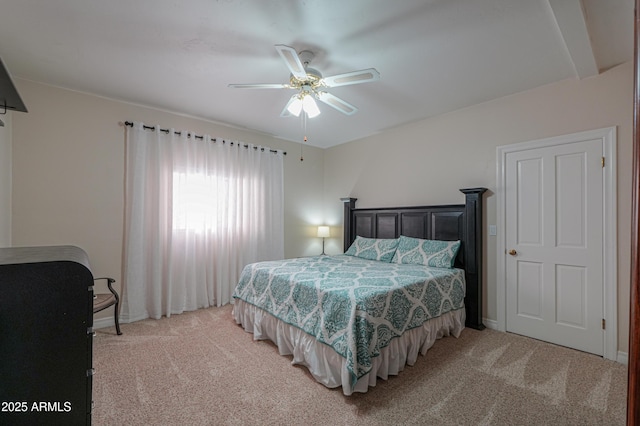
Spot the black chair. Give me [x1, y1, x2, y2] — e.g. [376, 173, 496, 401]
[93, 277, 122, 335]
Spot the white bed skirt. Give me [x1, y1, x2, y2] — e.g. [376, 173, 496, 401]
[232, 300, 465, 395]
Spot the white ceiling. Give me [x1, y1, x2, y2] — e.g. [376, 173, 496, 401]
[0, 0, 633, 148]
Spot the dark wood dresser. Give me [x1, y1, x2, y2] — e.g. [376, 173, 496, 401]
[0, 245, 94, 425]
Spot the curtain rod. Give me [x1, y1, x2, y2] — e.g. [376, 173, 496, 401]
[123, 121, 286, 155]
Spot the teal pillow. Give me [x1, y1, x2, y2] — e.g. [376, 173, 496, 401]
[344, 236, 399, 262]
[391, 236, 461, 268]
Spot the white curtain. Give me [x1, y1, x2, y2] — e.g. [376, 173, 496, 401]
[120, 122, 284, 322]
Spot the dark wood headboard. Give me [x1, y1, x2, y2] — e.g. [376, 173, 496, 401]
[341, 188, 487, 330]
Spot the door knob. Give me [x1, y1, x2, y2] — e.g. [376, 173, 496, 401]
[508, 249, 517, 256]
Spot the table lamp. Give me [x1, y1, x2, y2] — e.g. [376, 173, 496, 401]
[317, 226, 330, 255]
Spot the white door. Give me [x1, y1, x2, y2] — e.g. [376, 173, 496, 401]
[505, 138, 603, 355]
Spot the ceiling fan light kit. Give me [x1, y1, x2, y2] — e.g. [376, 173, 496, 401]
[302, 95, 320, 118]
[284, 84, 321, 118]
[229, 44, 380, 119]
[286, 96, 304, 116]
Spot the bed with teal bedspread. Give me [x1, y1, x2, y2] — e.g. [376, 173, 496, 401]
[233, 189, 486, 394]
[232, 254, 466, 390]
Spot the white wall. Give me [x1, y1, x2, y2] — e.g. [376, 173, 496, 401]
[0, 112, 11, 247]
[10, 79, 325, 320]
[9, 61, 634, 353]
[323, 61, 633, 353]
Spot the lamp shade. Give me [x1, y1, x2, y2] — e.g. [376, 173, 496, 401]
[317, 226, 330, 238]
[303, 95, 321, 118]
[286, 96, 303, 116]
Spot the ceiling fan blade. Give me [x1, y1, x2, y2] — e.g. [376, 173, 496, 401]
[316, 92, 358, 115]
[275, 44, 308, 81]
[321, 68, 380, 87]
[228, 83, 291, 89]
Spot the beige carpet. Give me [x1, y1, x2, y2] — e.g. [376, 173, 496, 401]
[92, 304, 627, 425]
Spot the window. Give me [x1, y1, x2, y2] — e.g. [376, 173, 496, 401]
[172, 172, 218, 233]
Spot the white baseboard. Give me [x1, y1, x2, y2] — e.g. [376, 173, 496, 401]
[93, 316, 116, 330]
[617, 351, 628, 365]
[94, 314, 630, 366]
[482, 318, 499, 330]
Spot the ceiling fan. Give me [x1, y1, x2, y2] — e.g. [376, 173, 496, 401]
[228, 45, 380, 118]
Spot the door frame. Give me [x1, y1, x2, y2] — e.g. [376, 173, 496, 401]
[496, 127, 617, 361]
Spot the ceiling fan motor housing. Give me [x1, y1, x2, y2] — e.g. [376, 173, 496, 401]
[298, 50, 314, 67]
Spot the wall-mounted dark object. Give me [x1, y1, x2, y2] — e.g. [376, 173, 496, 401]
[0, 57, 27, 127]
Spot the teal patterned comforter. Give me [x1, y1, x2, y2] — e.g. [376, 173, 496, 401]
[233, 254, 465, 385]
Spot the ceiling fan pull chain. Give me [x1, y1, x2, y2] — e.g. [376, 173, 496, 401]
[300, 113, 306, 161]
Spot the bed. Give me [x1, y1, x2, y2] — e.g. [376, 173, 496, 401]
[232, 188, 487, 395]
